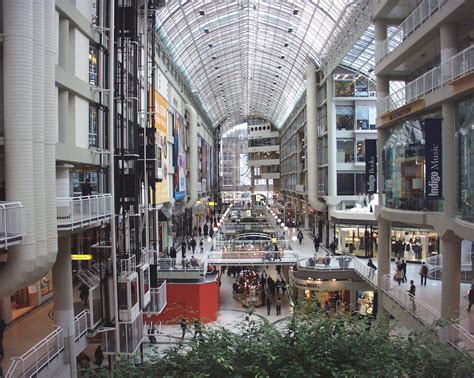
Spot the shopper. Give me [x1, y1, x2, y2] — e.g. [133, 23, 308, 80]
[408, 280, 416, 311]
[266, 297, 272, 316]
[419, 262, 428, 286]
[281, 279, 287, 296]
[313, 235, 320, 252]
[329, 241, 336, 254]
[170, 246, 177, 266]
[324, 301, 330, 318]
[275, 279, 281, 296]
[81, 179, 93, 196]
[275, 297, 282, 316]
[297, 230, 303, 245]
[394, 266, 404, 286]
[94, 345, 104, 368]
[209, 228, 214, 238]
[148, 326, 157, 344]
[181, 239, 187, 259]
[180, 318, 188, 339]
[467, 284, 474, 312]
[401, 259, 407, 283]
[395, 257, 402, 269]
[78, 351, 91, 370]
[199, 238, 204, 254]
[367, 259, 377, 279]
[198, 225, 202, 237]
[194, 320, 203, 339]
[203, 223, 209, 236]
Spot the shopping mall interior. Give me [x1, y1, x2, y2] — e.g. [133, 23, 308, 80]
[0, 0, 473, 376]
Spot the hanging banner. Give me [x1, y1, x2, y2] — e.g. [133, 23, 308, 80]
[425, 119, 442, 199]
[365, 139, 377, 194]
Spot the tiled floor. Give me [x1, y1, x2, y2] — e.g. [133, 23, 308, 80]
[2, 227, 472, 373]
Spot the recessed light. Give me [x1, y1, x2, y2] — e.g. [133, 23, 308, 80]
[208, 43, 213, 48]
[278, 66, 282, 69]
[293, 10, 299, 15]
[199, 10, 205, 16]
[204, 28, 209, 33]
[284, 43, 289, 47]
[288, 28, 293, 32]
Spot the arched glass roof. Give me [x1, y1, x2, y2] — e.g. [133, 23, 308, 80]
[156, 0, 365, 128]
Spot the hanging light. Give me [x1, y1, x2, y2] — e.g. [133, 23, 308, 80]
[280, 222, 285, 227]
[284, 226, 289, 231]
[277, 218, 281, 223]
[291, 235, 297, 241]
[207, 236, 212, 242]
[217, 222, 221, 227]
[213, 226, 218, 232]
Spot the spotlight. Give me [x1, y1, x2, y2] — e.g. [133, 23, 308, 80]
[291, 235, 297, 241]
[284, 226, 288, 231]
[280, 222, 285, 227]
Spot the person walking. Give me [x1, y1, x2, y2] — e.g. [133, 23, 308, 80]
[94, 345, 104, 368]
[275, 279, 281, 296]
[148, 326, 157, 344]
[367, 259, 377, 280]
[467, 284, 474, 312]
[181, 239, 187, 259]
[194, 320, 203, 339]
[199, 238, 204, 254]
[203, 223, 209, 236]
[170, 246, 177, 267]
[407, 280, 416, 311]
[324, 301, 330, 318]
[297, 230, 303, 245]
[419, 262, 428, 286]
[266, 296, 272, 316]
[191, 238, 197, 254]
[394, 266, 404, 286]
[180, 318, 188, 339]
[275, 297, 282, 316]
[198, 226, 202, 237]
[313, 235, 320, 252]
[401, 259, 407, 283]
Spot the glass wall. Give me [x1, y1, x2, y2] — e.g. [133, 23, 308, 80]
[457, 98, 474, 222]
[383, 119, 442, 212]
[336, 139, 354, 163]
[336, 106, 354, 130]
[337, 173, 365, 195]
[333, 74, 376, 98]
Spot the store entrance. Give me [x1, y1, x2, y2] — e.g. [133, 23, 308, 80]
[11, 287, 34, 320]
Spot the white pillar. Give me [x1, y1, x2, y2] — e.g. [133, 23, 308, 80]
[326, 75, 337, 199]
[185, 104, 198, 209]
[440, 234, 461, 320]
[58, 18, 69, 70]
[52, 236, 77, 377]
[304, 198, 310, 230]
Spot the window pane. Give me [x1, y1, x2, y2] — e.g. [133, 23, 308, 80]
[336, 106, 354, 130]
[334, 79, 354, 97]
[356, 140, 365, 162]
[356, 173, 366, 194]
[337, 140, 354, 163]
[356, 106, 370, 130]
[337, 173, 355, 195]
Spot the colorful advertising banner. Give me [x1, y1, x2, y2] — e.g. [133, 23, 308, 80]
[173, 113, 186, 200]
[365, 139, 377, 194]
[424, 119, 442, 199]
[151, 90, 170, 204]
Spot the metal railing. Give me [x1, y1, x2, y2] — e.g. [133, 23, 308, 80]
[74, 310, 90, 341]
[148, 281, 167, 314]
[440, 44, 474, 83]
[6, 310, 90, 378]
[380, 274, 474, 358]
[6, 327, 64, 378]
[377, 66, 441, 115]
[56, 194, 112, 230]
[378, 44, 474, 116]
[376, 0, 448, 63]
[150, 256, 208, 274]
[0, 201, 25, 249]
[208, 250, 298, 262]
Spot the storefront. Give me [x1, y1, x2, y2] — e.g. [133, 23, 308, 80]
[332, 223, 378, 258]
[390, 227, 439, 262]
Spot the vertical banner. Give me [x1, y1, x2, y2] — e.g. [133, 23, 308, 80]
[173, 113, 186, 200]
[365, 139, 377, 194]
[425, 119, 442, 199]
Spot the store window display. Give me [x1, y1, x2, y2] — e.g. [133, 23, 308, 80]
[356, 291, 374, 316]
[390, 229, 439, 262]
[383, 119, 442, 212]
[457, 98, 474, 222]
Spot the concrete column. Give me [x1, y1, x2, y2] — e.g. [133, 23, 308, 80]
[304, 198, 310, 230]
[326, 75, 337, 198]
[58, 18, 69, 70]
[440, 234, 461, 320]
[440, 24, 457, 81]
[52, 236, 77, 377]
[376, 217, 391, 328]
[58, 89, 69, 144]
[0, 297, 12, 324]
[374, 19, 387, 62]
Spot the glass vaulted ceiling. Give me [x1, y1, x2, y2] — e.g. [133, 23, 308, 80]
[156, 0, 362, 128]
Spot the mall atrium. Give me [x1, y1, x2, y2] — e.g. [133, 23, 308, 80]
[0, 0, 473, 376]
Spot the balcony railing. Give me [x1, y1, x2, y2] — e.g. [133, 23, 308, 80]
[376, 0, 448, 64]
[378, 45, 474, 116]
[0, 201, 24, 249]
[377, 66, 441, 115]
[148, 281, 167, 314]
[380, 274, 474, 358]
[56, 194, 112, 230]
[6, 310, 89, 378]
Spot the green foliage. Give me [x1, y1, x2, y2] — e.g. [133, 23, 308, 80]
[108, 304, 473, 378]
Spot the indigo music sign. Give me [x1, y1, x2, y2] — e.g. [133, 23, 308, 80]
[425, 119, 442, 199]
